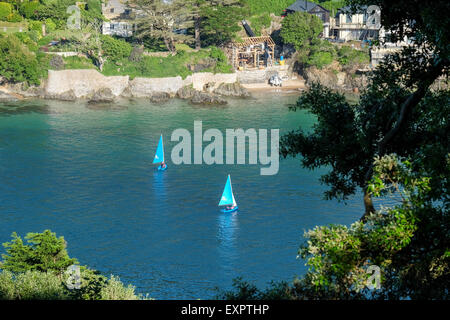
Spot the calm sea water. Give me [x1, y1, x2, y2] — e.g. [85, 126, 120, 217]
[0, 93, 364, 299]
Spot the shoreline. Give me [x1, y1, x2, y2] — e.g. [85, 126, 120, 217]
[241, 79, 306, 94]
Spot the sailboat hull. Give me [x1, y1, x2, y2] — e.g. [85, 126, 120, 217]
[221, 206, 238, 213]
[157, 164, 168, 171]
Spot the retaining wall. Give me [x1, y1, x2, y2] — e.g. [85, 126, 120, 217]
[46, 70, 240, 97]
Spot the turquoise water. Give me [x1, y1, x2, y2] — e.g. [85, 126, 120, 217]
[0, 94, 363, 299]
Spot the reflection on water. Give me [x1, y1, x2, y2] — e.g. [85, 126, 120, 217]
[0, 101, 51, 115]
[152, 166, 167, 204]
[217, 212, 239, 264]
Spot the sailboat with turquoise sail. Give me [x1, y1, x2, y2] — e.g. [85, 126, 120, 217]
[219, 175, 238, 213]
[153, 134, 167, 171]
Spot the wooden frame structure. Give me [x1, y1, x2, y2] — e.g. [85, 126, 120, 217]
[231, 36, 275, 70]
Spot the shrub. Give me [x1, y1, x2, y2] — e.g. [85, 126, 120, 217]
[0, 2, 12, 21]
[0, 34, 41, 84]
[100, 275, 140, 300]
[14, 271, 70, 300]
[209, 46, 233, 73]
[248, 13, 271, 36]
[28, 20, 44, 37]
[0, 270, 70, 300]
[307, 51, 334, 69]
[100, 35, 132, 61]
[44, 18, 56, 33]
[7, 11, 22, 22]
[0, 271, 15, 300]
[67, 267, 108, 300]
[338, 46, 370, 66]
[216, 277, 292, 300]
[19, 1, 41, 19]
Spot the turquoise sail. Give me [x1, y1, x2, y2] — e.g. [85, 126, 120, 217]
[218, 175, 237, 207]
[153, 135, 164, 164]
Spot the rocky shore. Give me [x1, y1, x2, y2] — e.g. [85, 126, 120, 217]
[0, 70, 252, 105]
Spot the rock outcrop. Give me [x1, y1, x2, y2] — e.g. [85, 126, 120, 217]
[45, 89, 77, 101]
[89, 88, 116, 103]
[190, 91, 227, 105]
[176, 86, 196, 99]
[0, 90, 19, 102]
[150, 91, 171, 103]
[176, 86, 227, 105]
[303, 65, 369, 92]
[213, 82, 250, 98]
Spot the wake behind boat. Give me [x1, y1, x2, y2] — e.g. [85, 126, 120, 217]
[219, 175, 238, 213]
[153, 134, 167, 171]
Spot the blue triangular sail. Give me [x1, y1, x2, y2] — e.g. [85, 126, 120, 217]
[153, 135, 164, 164]
[219, 175, 237, 207]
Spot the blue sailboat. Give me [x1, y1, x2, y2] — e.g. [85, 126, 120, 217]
[153, 134, 167, 171]
[219, 175, 238, 213]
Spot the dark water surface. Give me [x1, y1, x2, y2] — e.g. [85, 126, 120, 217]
[0, 94, 363, 299]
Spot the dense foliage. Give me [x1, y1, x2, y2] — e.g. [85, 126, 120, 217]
[0, 2, 12, 21]
[0, 230, 145, 300]
[219, 155, 449, 299]
[0, 34, 41, 84]
[102, 47, 233, 79]
[100, 35, 133, 62]
[245, 0, 295, 15]
[1, 230, 78, 274]
[199, 3, 246, 47]
[280, 11, 323, 51]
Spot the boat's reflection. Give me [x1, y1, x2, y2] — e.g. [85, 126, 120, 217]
[217, 211, 239, 263]
[152, 168, 167, 204]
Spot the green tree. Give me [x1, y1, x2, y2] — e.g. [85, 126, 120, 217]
[281, 0, 450, 218]
[189, 0, 242, 49]
[280, 11, 323, 51]
[0, 34, 41, 85]
[292, 155, 449, 299]
[199, 3, 247, 47]
[131, 0, 194, 53]
[0, 230, 78, 274]
[273, 0, 450, 300]
[19, 1, 40, 19]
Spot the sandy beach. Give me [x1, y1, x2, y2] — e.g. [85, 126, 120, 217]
[241, 78, 306, 93]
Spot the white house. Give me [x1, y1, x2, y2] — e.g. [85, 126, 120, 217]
[330, 5, 380, 41]
[102, 0, 133, 37]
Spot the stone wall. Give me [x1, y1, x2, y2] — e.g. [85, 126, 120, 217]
[46, 70, 129, 98]
[128, 76, 192, 97]
[46, 70, 240, 98]
[236, 65, 291, 84]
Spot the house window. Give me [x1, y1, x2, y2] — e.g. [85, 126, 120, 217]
[346, 14, 352, 23]
[110, 8, 114, 13]
[124, 9, 131, 15]
[110, 24, 115, 30]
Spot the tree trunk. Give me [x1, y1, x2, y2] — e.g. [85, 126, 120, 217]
[360, 58, 447, 222]
[195, 17, 201, 50]
[163, 38, 175, 53]
[361, 189, 376, 222]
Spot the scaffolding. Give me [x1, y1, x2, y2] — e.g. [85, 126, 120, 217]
[231, 36, 275, 70]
